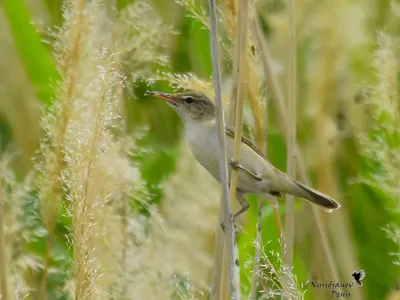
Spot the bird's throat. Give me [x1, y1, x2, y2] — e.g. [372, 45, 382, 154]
[184, 119, 220, 178]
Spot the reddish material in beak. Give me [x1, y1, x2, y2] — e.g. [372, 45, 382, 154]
[145, 91, 178, 105]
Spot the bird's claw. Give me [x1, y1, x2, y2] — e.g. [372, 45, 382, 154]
[230, 159, 240, 170]
[230, 159, 263, 182]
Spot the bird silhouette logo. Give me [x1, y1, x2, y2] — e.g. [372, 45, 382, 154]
[352, 270, 366, 287]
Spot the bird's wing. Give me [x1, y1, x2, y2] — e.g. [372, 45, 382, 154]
[225, 126, 290, 177]
[225, 126, 286, 181]
[359, 270, 366, 280]
[225, 126, 290, 192]
[225, 127, 266, 159]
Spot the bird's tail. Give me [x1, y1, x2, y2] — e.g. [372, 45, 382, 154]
[291, 180, 341, 212]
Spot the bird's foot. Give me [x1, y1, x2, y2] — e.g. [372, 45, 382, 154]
[230, 159, 240, 170]
[229, 159, 263, 181]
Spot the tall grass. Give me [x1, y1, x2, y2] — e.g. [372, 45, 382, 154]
[2, 0, 176, 298]
[0, 164, 8, 300]
[2, 0, 400, 299]
[225, 0, 250, 297]
[283, 0, 297, 292]
[38, 0, 86, 296]
[208, 0, 241, 299]
[360, 31, 400, 275]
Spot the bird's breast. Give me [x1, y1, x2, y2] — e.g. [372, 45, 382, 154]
[184, 121, 273, 194]
[186, 124, 221, 180]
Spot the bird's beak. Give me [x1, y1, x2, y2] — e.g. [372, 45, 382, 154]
[145, 91, 179, 106]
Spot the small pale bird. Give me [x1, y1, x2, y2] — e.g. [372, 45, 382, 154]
[145, 91, 340, 219]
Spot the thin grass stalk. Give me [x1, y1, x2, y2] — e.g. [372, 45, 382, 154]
[228, 4, 241, 125]
[0, 180, 8, 300]
[75, 53, 115, 299]
[227, 0, 249, 213]
[245, 74, 266, 149]
[226, 0, 236, 18]
[246, 39, 284, 240]
[208, 0, 241, 299]
[283, 0, 297, 293]
[250, 198, 264, 299]
[246, 80, 284, 238]
[39, 1, 86, 298]
[273, 206, 284, 235]
[298, 161, 342, 288]
[211, 229, 228, 300]
[251, 17, 340, 284]
[250, 77, 273, 299]
[111, 4, 130, 299]
[213, 0, 248, 298]
[227, 0, 249, 295]
[249, 19, 285, 241]
[224, 0, 284, 240]
[251, 20, 286, 131]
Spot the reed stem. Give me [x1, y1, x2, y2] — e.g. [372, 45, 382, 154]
[283, 0, 297, 293]
[251, 16, 340, 285]
[0, 180, 8, 300]
[208, 0, 241, 298]
[227, 0, 249, 294]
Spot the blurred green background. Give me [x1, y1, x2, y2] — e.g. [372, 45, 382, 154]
[0, 0, 399, 299]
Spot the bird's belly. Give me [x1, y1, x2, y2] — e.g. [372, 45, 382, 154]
[188, 140, 269, 194]
[189, 141, 221, 180]
[235, 170, 268, 193]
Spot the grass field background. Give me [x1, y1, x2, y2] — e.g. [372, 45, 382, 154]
[0, 0, 399, 299]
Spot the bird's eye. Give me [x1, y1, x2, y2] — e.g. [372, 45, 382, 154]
[184, 96, 194, 104]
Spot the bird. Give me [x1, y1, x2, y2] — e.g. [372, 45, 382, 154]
[145, 90, 341, 220]
[352, 270, 366, 287]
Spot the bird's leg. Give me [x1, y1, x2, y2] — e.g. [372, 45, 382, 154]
[220, 192, 248, 235]
[233, 192, 250, 221]
[229, 159, 263, 181]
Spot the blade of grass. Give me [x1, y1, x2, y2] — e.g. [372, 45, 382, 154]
[283, 0, 297, 294]
[208, 0, 241, 299]
[250, 57, 278, 299]
[251, 16, 340, 286]
[226, 2, 283, 296]
[228, 0, 249, 294]
[111, 3, 130, 298]
[3, 0, 60, 107]
[250, 197, 264, 299]
[0, 179, 8, 300]
[211, 228, 229, 300]
[39, 0, 87, 298]
[245, 80, 284, 238]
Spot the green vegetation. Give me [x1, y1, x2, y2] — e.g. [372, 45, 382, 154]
[0, 0, 399, 299]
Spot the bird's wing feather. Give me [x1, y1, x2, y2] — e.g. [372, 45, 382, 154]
[225, 127, 266, 159]
[225, 126, 295, 193]
[225, 126, 285, 181]
[225, 126, 286, 178]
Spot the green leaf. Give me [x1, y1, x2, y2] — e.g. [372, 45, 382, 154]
[3, 0, 60, 106]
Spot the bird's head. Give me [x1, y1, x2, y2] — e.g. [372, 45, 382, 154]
[145, 91, 215, 123]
